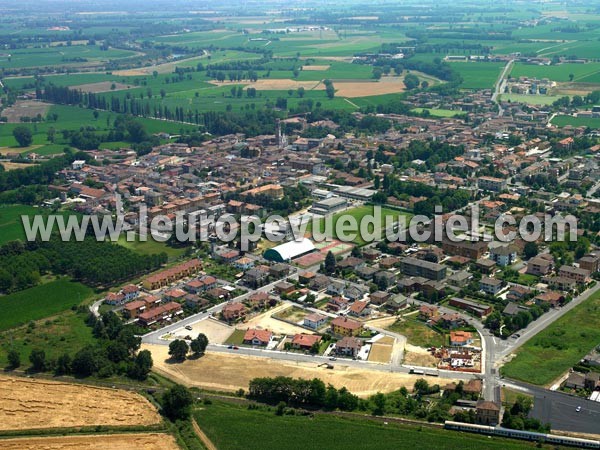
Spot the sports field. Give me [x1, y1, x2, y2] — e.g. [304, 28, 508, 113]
[551, 114, 600, 129]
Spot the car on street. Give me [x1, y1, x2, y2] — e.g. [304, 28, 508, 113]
[227, 345, 233, 349]
[576, 406, 582, 412]
[233, 346, 239, 350]
[185, 325, 192, 331]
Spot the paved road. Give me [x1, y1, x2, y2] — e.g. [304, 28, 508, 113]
[492, 59, 514, 115]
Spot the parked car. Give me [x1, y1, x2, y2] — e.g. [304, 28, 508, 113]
[185, 325, 192, 331]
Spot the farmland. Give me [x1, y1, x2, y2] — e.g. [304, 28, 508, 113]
[0, 433, 180, 450]
[551, 114, 600, 129]
[0, 375, 161, 430]
[449, 62, 506, 90]
[501, 289, 600, 386]
[0, 278, 94, 332]
[197, 401, 538, 450]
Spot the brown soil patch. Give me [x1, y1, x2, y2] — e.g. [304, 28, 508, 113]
[71, 81, 132, 93]
[302, 65, 330, 71]
[368, 337, 394, 363]
[335, 80, 405, 98]
[0, 376, 161, 431]
[220, 79, 323, 91]
[144, 343, 458, 397]
[0, 433, 179, 450]
[0, 145, 43, 155]
[240, 304, 308, 335]
[0, 162, 37, 171]
[0, 100, 51, 123]
[113, 55, 207, 76]
[171, 317, 233, 344]
[403, 350, 438, 367]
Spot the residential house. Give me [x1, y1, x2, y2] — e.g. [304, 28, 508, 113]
[303, 312, 328, 330]
[526, 254, 553, 276]
[534, 291, 564, 308]
[384, 294, 408, 313]
[138, 302, 183, 327]
[559, 265, 591, 284]
[105, 292, 125, 306]
[344, 285, 368, 301]
[326, 296, 350, 312]
[331, 317, 363, 336]
[443, 240, 489, 260]
[369, 291, 391, 305]
[274, 281, 295, 296]
[450, 331, 473, 346]
[399, 257, 447, 281]
[326, 280, 346, 296]
[476, 400, 501, 426]
[348, 301, 371, 318]
[122, 284, 140, 301]
[124, 300, 146, 319]
[335, 336, 363, 357]
[246, 291, 270, 310]
[243, 328, 273, 346]
[544, 276, 577, 292]
[243, 266, 270, 288]
[449, 297, 492, 318]
[578, 253, 600, 274]
[480, 277, 504, 295]
[419, 305, 440, 321]
[221, 302, 247, 322]
[489, 243, 518, 267]
[291, 333, 321, 351]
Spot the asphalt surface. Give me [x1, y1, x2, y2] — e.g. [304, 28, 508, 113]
[501, 380, 600, 435]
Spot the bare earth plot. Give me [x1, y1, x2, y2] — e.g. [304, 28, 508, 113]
[245, 79, 323, 91]
[171, 317, 233, 344]
[240, 303, 309, 335]
[335, 79, 405, 98]
[144, 344, 458, 397]
[0, 100, 51, 123]
[0, 162, 37, 171]
[368, 336, 394, 363]
[302, 65, 330, 71]
[70, 81, 133, 93]
[0, 376, 161, 430]
[113, 54, 207, 76]
[0, 433, 179, 450]
[403, 343, 439, 368]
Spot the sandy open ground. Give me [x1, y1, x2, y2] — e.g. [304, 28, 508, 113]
[71, 81, 132, 93]
[144, 344, 457, 397]
[245, 79, 323, 91]
[334, 79, 405, 98]
[0, 100, 51, 123]
[0, 433, 179, 450]
[113, 54, 207, 76]
[368, 336, 394, 363]
[240, 304, 309, 335]
[0, 376, 161, 430]
[171, 317, 233, 344]
[302, 65, 330, 71]
[404, 343, 438, 367]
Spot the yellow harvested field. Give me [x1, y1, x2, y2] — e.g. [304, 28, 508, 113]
[302, 65, 330, 71]
[113, 55, 207, 76]
[144, 344, 458, 397]
[335, 80, 405, 98]
[0, 433, 179, 450]
[368, 336, 394, 363]
[1, 162, 37, 171]
[245, 79, 323, 90]
[404, 343, 438, 367]
[0, 145, 43, 155]
[0, 376, 161, 431]
[71, 81, 133, 93]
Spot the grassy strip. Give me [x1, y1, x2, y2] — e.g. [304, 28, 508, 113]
[501, 288, 600, 385]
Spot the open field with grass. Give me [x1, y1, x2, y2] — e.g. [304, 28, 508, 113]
[449, 62, 505, 90]
[499, 94, 564, 106]
[0, 278, 94, 332]
[0, 375, 161, 430]
[0, 309, 94, 368]
[308, 205, 411, 246]
[500, 289, 600, 386]
[511, 62, 600, 83]
[411, 107, 462, 117]
[386, 318, 445, 348]
[116, 235, 186, 261]
[551, 114, 600, 129]
[197, 401, 538, 450]
[0, 433, 179, 450]
[0, 44, 137, 69]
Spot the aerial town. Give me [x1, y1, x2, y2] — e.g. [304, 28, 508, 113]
[0, 0, 599, 449]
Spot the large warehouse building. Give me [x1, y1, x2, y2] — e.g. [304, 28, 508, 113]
[263, 238, 316, 262]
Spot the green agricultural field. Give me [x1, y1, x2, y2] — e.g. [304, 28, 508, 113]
[0, 44, 137, 69]
[551, 115, 600, 129]
[0, 204, 39, 245]
[449, 62, 506, 90]
[0, 308, 95, 367]
[0, 277, 94, 332]
[197, 402, 538, 450]
[498, 94, 564, 106]
[411, 108, 462, 117]
[510, 62, 600, 83]
[308, 205, 412, 246]
[500, 288, 600, 386]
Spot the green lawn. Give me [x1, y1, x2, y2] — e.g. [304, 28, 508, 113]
[501, 288, 600, 385]
[0, 277, 94, 332]
[411, 108, 462, 118]
[551, 114, 600, 129]
[387, 318, 445, 348]
[449, 61, 506, 90]
[196, 401, 538, 450]
[0, 308, 94, 367]
[309, 205, 412, 246]
[223, 329, 245, 346]
[0, 204, 79, 245]
[116, 235, 186, 261]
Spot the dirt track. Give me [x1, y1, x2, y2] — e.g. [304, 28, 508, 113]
[144, 343, 457, 397]
[0, 376, 161, 430]
[0, 433, 179, 450]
